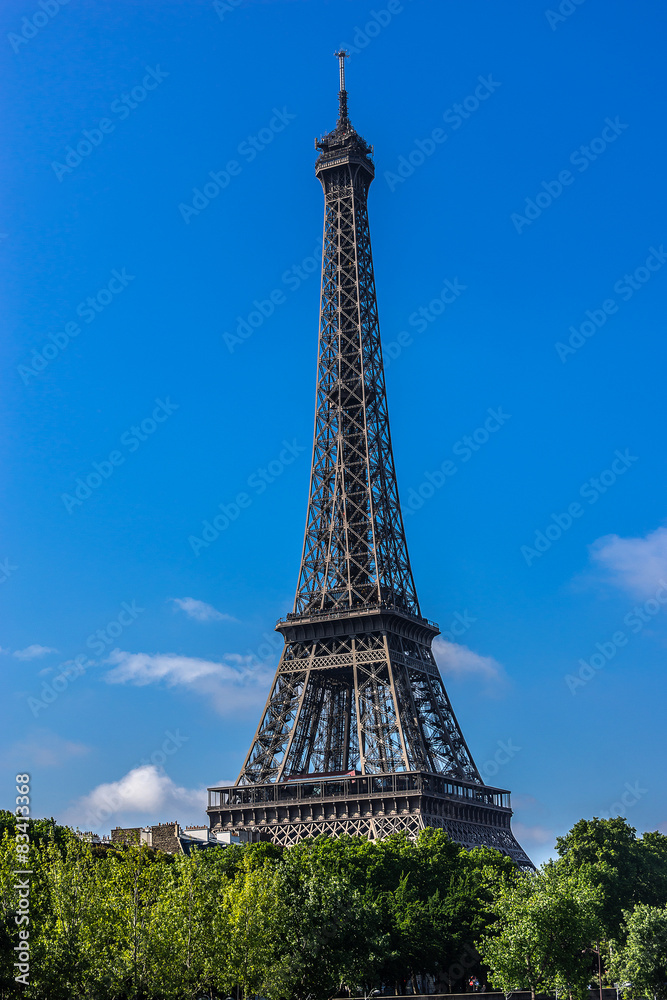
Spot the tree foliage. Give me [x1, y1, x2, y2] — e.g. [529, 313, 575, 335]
[609, 903, 667, 1000]
[0, 813, 666, 999]
[556, 817, 667, 938]
[478, 863, 602, 1000]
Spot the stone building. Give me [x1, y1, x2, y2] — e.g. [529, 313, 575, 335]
[110, 821, 246, 855]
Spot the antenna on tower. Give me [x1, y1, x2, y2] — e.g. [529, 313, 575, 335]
[334, 49, 348, 91]
[333, 49, 349, 125]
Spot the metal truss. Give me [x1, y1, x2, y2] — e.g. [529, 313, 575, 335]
[245, 815, 532, 869]
[208, 767, 533, 868]
[225, 55, 531, 867]
[238, 629, 481, 785]
[294, 98, 417, 617]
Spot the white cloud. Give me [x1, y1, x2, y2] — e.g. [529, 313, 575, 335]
[590, 525, 667, 598]
[171, 597, 237, 623]
[104, 649, 272, 715]
[512, 793, 548, 814]
[512, 822, 555, 847]
[0, 729, 89, 768]
[512, 823, 557, 866]
[63, 765, 206, 832]
[13, 644, 57, 661]
[106, 650, 229, 686]
[433, 638, 508, 695]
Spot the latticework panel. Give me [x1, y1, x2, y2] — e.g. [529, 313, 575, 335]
[294, 159, 418, 617]
[237, 670, 307, 784]
[234, 812, 532, 868]
[237, 633, 483, 785]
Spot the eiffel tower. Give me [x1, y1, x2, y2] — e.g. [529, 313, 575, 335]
[208, 53, 531, 868]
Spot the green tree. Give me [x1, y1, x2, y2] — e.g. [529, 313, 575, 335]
[609, 903, 667, 1000]
[0, 810, 70, 854]
[278, 829, 519, 994]
[383, 875, 446, 992]
[151, 847, 241, 1000]
[478, 862, 602, 1000]
[0, 831, 22, 1000]
[12, 812, 665, 1000]
[636, 830, 667, 908]
[555, 817, 667, 939]
[28, 836, 102, 1000]
[283, 831, 457, 992]
[268, 857, 387, 1000]
[78, 843, 174, 999]
[218, 854, 281, 999]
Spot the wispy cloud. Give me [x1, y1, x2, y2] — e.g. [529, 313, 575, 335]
[13, 644, 57, 661]
[171, 596, 237, 622]
[512, 822, 555, 847]
[104, 649, 272, 715]
[433, 638, 508, 696]
[589, 525, 667, 598]
[512, 793, 548, 814]
[0, 729, 89, 768]
[63, 764, 206, 831]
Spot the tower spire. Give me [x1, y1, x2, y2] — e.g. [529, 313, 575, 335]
[334, 49, 349, 125]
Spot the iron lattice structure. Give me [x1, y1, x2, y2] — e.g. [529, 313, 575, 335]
[208, 54, 532, 868]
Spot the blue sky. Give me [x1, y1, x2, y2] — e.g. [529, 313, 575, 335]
[2, 0, 666, 864]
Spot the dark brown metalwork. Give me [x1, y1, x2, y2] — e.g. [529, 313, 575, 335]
[208, 53, 532, 869]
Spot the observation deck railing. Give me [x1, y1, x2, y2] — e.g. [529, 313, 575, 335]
[278, 602, 439, 631]
[208, 770, 511, 811]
